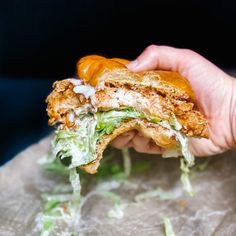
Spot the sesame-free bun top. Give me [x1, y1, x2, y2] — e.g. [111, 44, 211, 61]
[76, 55, 195, 101]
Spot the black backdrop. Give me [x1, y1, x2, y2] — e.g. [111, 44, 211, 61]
[1, 0, 236, 164]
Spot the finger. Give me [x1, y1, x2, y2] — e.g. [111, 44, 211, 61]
[110, 130, 136, 149]
[188, 137, 224, 157]
[132, 134, 164, 154]
[148, 140, 166, 154]
[132, 133, 151, 149]
[126, 44, 228, 111]
[127, 44, 208, 77]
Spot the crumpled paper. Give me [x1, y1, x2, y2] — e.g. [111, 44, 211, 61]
[1, 135, 236, 236]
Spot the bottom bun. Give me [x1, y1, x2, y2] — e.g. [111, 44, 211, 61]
[80, 119, 177, 174]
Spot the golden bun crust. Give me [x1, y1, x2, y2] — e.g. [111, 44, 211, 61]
[80, 119, 177, 174]
[77, 55, 195, 101]
[77, 55, 128, 86]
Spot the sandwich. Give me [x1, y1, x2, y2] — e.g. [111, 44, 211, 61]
[46, 55, 208, 179]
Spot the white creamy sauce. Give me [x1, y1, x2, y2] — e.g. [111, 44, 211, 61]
[66, 78, 82, 86]
[54, 119, 97, 169]
[89, 93, 97, 108]
[74, 104, 94, 117]
[95, 73, 107, 90]
[63, 78, 97, 117]
[67, 78, 97, 104]
[160, 120, 194, 167]
[173, 119, 182, 131]
[106, 88, 150, 109]
[68, 111, 75, 122]
[68, 143, 89, 168]
[164, 129, 176, 138]
[73, 84, 96, 99]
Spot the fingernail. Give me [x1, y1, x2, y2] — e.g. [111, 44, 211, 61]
[127, 60, 138, 70]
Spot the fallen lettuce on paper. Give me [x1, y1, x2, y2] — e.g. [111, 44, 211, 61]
[0, 135, 236, 236]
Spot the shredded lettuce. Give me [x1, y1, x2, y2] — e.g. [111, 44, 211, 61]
[53, 109, 163, 168]
[175, 132, 194, 167]
[96, 109, 141, 135]
[101, 191, 127, 219]
[135, 187, 182, 202]
[37, 160, 81, 235]
[163, 217, 175, 236]
[121, 148, 132, 178]
[69, 168, 81, 197]
[54, 115, 98, 168]
[180, 158, 194, 196]
[159, 119, 195, 196]
[107, 203, 127, 219]
[190, 158, 211, 179]
[160, 120, 194, 167]
[36, 186, 80, 236]
[39, 107, 197, 234]
[53, 109, 142, 169]
[52, 108, 195, 196]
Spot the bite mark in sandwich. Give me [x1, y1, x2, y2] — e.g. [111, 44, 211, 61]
[46, 55, 208, 176]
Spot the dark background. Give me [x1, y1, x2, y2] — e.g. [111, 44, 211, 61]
[1, 0, 236, 165]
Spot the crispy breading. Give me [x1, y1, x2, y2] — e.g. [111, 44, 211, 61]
[46, 79, 208, 137]
[46, 80, 87, 128]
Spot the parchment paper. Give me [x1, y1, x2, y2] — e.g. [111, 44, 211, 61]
[1, 135, 236, 236]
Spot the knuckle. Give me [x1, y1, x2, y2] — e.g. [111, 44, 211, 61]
[145, 44, 159, 55]
[181, 48, 199, 58]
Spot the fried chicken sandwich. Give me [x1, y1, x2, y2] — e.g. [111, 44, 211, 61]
[46, 55, 208, 178]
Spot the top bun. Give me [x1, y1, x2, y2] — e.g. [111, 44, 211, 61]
[76, 55, 195, 101]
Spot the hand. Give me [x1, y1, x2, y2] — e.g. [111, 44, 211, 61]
[111, 45, 236, 156]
